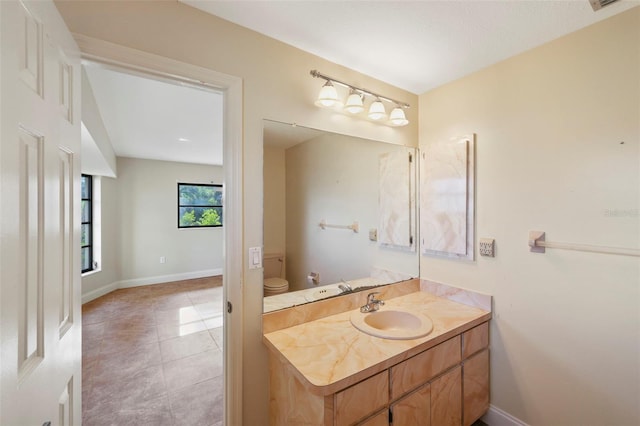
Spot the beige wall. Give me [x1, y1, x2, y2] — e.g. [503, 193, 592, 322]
[420, 8, 639, 425]
[285, 133, 418, 291]
[55, 2, 419, 423]
[81, 158, 224, 298]
[263, 145, 286, 256]
[286, 134, 379, 290]
[117, 157, 224, 282]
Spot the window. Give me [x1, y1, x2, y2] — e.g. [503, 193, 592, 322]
[178, 183, 223, 228]
[81, 174, 93, 272]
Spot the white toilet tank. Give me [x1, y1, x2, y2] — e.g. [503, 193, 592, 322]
[263, 253, 289, 296]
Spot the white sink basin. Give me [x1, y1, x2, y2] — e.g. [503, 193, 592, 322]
[304, 287, 342, 302]
[350, 307, 433, 340]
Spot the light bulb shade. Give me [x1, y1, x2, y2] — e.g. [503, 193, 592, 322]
[344, 90, 364, 114]
[314, 81, 339, 107]
[368, 99, 387, 120]
[389, 107, 409, 126]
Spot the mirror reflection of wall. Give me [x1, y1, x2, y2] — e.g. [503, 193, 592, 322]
[263, 120, 419, 311]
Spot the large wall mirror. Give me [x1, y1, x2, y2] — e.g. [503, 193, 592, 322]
[263, 119, 419, 312]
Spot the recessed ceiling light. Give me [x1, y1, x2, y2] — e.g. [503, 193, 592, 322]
[178, 137, 191, 142]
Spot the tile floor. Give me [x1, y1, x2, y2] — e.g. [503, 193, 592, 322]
[82, 276, 224, 426]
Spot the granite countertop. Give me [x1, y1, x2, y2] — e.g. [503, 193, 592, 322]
[263, 290, 491, 395]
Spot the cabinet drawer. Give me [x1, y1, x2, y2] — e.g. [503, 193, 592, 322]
[462, 322, 489, 359]
[335, 370, 389, 426]
[390, 335, 461, 400]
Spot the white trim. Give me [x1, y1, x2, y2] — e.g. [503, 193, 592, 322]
[81, 268, 102, 278]
[118, 268, 223, 289]
[221, 58, 244, 426]
[482, 404, 529, 426]
[81, 281, 119, 304]
[81, 268, 223, 304]
[72, 34, 244, 426]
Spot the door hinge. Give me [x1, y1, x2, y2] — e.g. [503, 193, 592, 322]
[389, 408, 393, 423]
[410, 236, 414, 245]
[227, 301, 233, 314]
[409, 153, 413, 163]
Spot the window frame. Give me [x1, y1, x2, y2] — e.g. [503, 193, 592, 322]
[81, 174, 94, 273]
[177, 182, 223, 229]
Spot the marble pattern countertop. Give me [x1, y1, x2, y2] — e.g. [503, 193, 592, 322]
[263, 290, 491, 396]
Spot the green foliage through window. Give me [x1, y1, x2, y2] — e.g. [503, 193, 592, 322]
[178, 183, 223, 228]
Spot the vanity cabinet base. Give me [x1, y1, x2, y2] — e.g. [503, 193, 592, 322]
[269, 355, 326, 425]
[268, 322, 490, 426]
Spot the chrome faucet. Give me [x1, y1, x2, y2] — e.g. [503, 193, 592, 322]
[360, 292, 384, 313]
[338, 279, 353, 294]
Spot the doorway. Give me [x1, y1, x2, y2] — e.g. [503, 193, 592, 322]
[80, 62, 227, 424]
[76, 38, 244, 425]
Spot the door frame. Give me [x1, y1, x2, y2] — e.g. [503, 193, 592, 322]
[73, 34, 244, 425]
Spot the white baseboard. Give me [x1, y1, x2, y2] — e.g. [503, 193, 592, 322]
[81, 281, 119, 304]
[81, 268, 222, 304]
[117, 268, 223, 289]
[482, 404, 529, 426]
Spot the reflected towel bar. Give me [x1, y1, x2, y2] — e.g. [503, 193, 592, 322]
[319, 220, 359, 233]
[528, 231, 640, 257]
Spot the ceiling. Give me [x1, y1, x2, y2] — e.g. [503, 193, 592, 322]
[84, 64, 224, 166]
[182, 0, 638, 94]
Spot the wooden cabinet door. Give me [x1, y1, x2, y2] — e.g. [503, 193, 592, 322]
[391, 383, 431, 426]
[335, 371, 389, 426]
[390, 336, 460, 400]
[463, 349, 489, 426]
[358, 410, 389, 426]
[431, 366, 462, 426]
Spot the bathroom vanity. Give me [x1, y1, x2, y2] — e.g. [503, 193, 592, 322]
[263, 279, 491, 425]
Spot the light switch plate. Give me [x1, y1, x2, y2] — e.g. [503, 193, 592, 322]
[479, 238, 495, 257]
[249, 247, 262, 269]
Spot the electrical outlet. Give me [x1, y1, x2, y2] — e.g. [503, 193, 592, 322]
[479, 238, 495, 257]
[160, 256, 166, 264]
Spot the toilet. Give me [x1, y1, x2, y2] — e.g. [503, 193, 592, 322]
[263, 253, 289, 296]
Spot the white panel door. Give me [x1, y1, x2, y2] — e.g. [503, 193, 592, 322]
[1, 1, 82, 425]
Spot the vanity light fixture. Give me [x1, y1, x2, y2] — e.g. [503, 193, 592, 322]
[314, 80, 339, 107]
[368, 98, 386, 121]
[310, 69, 410, 126]
[344, 89, 364, 114]
[389, 106, 409, 126]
